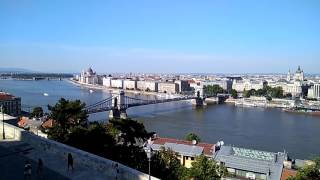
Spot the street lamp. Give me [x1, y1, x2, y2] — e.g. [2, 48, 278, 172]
[1, 105, 5, 140]
[144, 143, 153, 180]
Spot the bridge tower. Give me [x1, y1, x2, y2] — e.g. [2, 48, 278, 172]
[192, 90, 207, 107]
[109, 91, 128, 119]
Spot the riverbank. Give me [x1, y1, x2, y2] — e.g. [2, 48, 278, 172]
[68, 79, 182, 98]
[233, 96, 293, 108]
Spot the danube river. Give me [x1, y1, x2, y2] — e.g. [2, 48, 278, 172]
[1, 79, 320, 159]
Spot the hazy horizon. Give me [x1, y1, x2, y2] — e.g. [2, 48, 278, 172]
[1, 0, 319, 74]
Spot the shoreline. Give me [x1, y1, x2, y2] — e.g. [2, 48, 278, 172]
[68, 79, 181, 98]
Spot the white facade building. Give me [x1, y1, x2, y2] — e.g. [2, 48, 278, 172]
[293, 66, 304, 81]
[308, 84, 320, 99]
[123, 80, 137, 90]
[232, 80, 266, 92]
[158, 82, 179, 94]
[111, 79, 124, 89]
[102, 76, 112, 88]
[137, 81, 158, 92]
[79, 67, 98, 85]
[268, 81, 302, 97]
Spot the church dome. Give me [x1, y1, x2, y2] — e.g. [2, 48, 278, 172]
[87, 67, 94, 74]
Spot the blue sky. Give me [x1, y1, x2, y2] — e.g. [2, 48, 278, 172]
[0, 0, 319, 73]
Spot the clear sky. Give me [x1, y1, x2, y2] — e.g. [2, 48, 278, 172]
[0, 0, 319, 73]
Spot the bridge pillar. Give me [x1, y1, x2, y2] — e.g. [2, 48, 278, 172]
[192, 91, 207, 107]
[109, 91, 128, 119]
[109, 108, 120, 119]
[120, 109, 128, 119]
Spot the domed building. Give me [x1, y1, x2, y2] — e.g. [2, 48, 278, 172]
[293, 66, 304, 82]
[79, 67, 98, 84]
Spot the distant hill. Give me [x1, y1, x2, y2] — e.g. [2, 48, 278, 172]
[0, 68, 36, 73]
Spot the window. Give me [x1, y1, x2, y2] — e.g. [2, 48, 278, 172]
[186, 157, 189, 160]
[191, 157, 195, 160]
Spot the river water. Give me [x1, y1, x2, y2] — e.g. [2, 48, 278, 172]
[0, 79, 319, 159]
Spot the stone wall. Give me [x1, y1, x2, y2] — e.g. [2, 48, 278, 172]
[1, 123, 159, 180]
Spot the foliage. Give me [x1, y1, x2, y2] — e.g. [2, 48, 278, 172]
[48, 98, 88, 130]
[30, 106, 44, 118]
[230, 89, 238, 99]
[46, 99, 232, 180]
[203, 85, 225, 96]
[109, 118, 150, 146]
[151, 147, 187, 180]
[47, 98, 88, 142]
[288, 165, 320, 180]
[188, 155, 228, 180]
[66, 123, 115, 157]
[243, 86, 284, 99]
[288, 156, 320, 180]
[185, 133, 201, 143]
[47, 125, 69, 143]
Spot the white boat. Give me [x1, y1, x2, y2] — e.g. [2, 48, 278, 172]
[43, 93, 49, 96]
[89, 90, 94, 93]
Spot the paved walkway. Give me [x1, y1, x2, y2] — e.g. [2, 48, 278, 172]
[0, 139, 114, 180]
[0, 141, 69, 180]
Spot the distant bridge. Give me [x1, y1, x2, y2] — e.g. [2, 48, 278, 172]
[21, 91, 229, 119]
[85, 91, 229, 119]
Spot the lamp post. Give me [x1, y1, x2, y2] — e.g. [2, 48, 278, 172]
[1, 105, 5, 140]
[144, 143, 153, 180]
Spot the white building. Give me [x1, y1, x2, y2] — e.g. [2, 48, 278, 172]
[123, 79, 137, 90]
[268, 81, 303, 97]
[269, 66, 307, 97]
[308, 84, 320, 99]
[137, 81, 158, 92]
[79, 67, 98, 85]
[293, 66, 304, 81]
[158, 82, 179, 94]
[102, 76, 112, 88]
[111, 79, 124, 89]
[232, 80, 266, 92]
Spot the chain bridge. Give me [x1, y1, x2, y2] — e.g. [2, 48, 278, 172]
[84, 91, 207, 119]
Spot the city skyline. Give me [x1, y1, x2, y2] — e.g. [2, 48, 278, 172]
[1, 0, 320, 73]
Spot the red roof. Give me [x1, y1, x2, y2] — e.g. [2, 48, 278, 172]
[0, 93, 15, 101]
[18, 117, 28, 128]
[281, 168, 297, 180]
[152, 137, 216, 156]
[41, 119, 54, 129]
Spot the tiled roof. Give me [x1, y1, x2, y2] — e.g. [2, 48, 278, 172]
[0, 93, 16, 101]
[281, 168, 297, 180]
[152, 137, 215, 156]
[18, 117, 28, 127]
[41, 119, 54, 129]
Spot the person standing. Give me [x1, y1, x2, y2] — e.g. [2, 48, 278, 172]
[67, 153, 74, 172]
[24, 160, 32, 180]
[37, 158, 44, 179]
[113, 163, 119, 180]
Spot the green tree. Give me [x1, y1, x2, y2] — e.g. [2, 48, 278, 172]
[188, 155, 228, 180]
[109, 118, 150, 146]
[30, 106, 44, 118]
[185, 133, 201, 143]
[289, 165, 320, 180]
[230, 89, 238, 99]
[66, 123, 116, 157]
[243, 89, 256, 98]
[203, 85, 225, 96]
[288, 156, 320, 180]
[151, 147, 187, 180]
[47, 98, 88, 141]
[48, 98, 88, 130]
